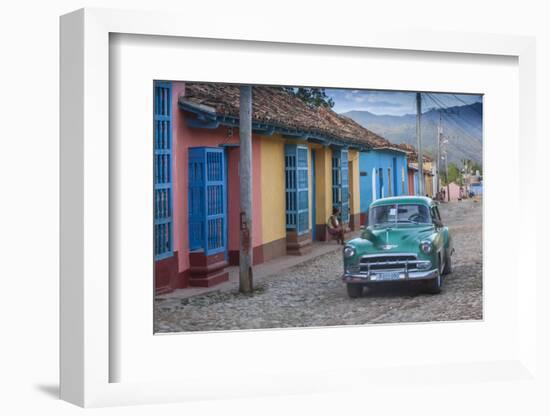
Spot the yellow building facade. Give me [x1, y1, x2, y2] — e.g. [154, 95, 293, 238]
[259, 135, 361, 257]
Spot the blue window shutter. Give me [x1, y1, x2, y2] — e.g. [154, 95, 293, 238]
[332, 151, 341, 208]
[392, 157, 399, 196]
[341, 150, 349, 223]
[285, 145, 297, 230]
[188, 148, 205, 251]
[378, 167, 384, 199]
[296, 146, 309, 234]
[188, 147, 227, 255]
[332, 149, 349, 223]
[205, 149, 226, 254]
[154, 81, 173, 260]
[285, 144, 309, 234]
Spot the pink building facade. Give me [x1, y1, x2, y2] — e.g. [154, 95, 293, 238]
[447, 182, 463, 201]
[155, 82, 267, 293]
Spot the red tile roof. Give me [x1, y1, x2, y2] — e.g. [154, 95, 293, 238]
[396, 143, 433, 163]
[180, 84, 401, 150]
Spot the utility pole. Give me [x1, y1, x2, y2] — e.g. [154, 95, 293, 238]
[416, 92, 424, 195]
[444, 152, 450, 202]
[239, 85, 253, 293]
[437, 111, 442, 199]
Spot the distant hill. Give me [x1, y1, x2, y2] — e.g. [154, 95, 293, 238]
[343, 102, 483, 166]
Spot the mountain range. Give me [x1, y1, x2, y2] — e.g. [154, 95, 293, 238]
[342, 102, 483, 166]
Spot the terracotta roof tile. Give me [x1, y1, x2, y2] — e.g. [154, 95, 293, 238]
[180, 84, 402, 150]
[396, 143, 433, 163]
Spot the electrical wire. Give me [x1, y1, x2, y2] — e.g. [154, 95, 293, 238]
[427, 93, 481, 134]
[423, 93, 482, 140]
[451, 94, 483, 115]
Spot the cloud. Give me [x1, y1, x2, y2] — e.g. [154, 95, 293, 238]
[366, 100, 404, 108]
[326, 89, 481, 116]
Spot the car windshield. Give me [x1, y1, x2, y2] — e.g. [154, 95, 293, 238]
[368, 204, 431, 227]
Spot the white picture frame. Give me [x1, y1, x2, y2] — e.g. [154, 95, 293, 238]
[60, 8, 539, 408]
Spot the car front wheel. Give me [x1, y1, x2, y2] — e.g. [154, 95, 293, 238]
[347, 284, 363, 298]
[442, 249, 452, 275]
[426, 260, 442, 294]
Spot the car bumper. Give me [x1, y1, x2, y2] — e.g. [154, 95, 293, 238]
[342, 268, 439, 284]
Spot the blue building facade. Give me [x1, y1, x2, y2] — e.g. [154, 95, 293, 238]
[359, 148, 409, 223]
[470, 182, 483, 196]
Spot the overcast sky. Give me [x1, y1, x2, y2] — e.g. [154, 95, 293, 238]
[325, 89, 483, 116]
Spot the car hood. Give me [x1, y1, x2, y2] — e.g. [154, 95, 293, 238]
[358, 225, 436, 252]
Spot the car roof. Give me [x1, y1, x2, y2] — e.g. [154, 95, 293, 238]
[370, 195, 434, 208]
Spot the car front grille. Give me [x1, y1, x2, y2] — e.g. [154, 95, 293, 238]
[359, 254, 421, 272]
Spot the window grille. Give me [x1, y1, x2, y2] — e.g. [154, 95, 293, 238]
[188, 147, 227, 255]
[378, 167, 384, 199]
[402, 166, 406, 194]
[154, 81, 173, 260]
[388, 168, 393, 196]
[332, 149, 349, 223]
[285, 144, 309, 234]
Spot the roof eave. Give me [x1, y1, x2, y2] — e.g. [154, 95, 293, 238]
[179, 100, 371, 151]
[372, 146, 408, 154]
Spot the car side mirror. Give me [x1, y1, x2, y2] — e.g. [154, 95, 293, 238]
[433, 219, 443, 228]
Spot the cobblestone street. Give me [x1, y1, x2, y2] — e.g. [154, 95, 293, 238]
[155, 199, 482, 332]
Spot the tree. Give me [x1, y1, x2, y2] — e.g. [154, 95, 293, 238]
[471, 162, 482, 176]
[461, 159, 482, 176]
[443, 162, 462, 185]
[285, 87, 335, 108]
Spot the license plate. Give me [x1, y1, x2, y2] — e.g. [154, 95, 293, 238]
[376, 271, 400, 281]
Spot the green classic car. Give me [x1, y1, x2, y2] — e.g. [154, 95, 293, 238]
[342, 196, 453, 298]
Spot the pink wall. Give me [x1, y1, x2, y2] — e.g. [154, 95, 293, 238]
[172, 82, 263, 273]
[447, 182, 461, 201]
[226, 143, 263, 252]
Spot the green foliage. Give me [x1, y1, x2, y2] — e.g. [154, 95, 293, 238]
[461, 159, 482, 176]
[442, 162, 462, 185]
[285, 87, 335, 109]
[471, 162, 482, 175]
[442, 159, 483, 186]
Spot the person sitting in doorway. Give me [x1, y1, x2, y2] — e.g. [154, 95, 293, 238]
[327, 207, 346, 245]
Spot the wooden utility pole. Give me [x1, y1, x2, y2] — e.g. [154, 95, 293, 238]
[239, 85, 253, 293]
[444, 152, 450, 202]
[437, 111, 442, 198]
[416, 92, 424, 196]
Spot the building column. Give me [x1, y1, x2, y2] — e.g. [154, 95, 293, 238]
[348, 150, 361, 231]
[312, 147, 333, 241]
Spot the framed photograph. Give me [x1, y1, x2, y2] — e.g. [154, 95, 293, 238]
[60, 8, 538, 408]
[152, 80, 483, 332]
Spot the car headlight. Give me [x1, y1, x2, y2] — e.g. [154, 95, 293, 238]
[343, 245, 356, 258]
[420, 240, 432, 254]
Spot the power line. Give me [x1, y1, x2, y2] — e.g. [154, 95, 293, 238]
[441, 112, 481, 146]
[422, 94, 480, 142]
[424, 94, 482, 139]
[451, 94, 483, 116]
[441, 111, 481, 143]
[427, 93, 482, 134]
[425, 92, 482, 117]
[423, 94, 483, 169]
